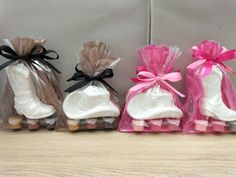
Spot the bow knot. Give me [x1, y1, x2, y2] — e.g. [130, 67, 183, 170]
[64, 65, 116, 93]
[130, 70, 185, 97]
[0, 45, 60, 73]
[188, 40, 236, 76]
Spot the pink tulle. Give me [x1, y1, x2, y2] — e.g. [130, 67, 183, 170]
[183, 40, 236, 133]
[118, 44, 184, 133]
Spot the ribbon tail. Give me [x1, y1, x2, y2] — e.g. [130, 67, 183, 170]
[220, 62, 236, 74]
[31, 61, 48, 72]
[161, 80, 185, 98]
[0, 60, 16, 71]
[203, 62, 213, 76]
[99, 79, 118, 94]
[64, 81, 90, 93]
[44, 61, 61, 73]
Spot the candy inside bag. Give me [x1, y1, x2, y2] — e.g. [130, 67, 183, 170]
[118, 44, 184, 132]
[183, 40, 236, 133]
[0, 37, 65, 130]
[62, 41, 121, 132]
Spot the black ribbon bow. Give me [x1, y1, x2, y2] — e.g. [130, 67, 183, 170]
[0, 45, 61, 73]
[64, 65, 117, 93]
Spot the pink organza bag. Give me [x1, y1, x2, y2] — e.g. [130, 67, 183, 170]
[118, 44, 185, 132]
[183, 40, 236, 133]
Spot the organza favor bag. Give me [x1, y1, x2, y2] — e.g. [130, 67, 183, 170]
[0, 37, 65, 130]
[62, 41, 121, 131]
[183, 40, 236, 133]
[118, 44, 185, 132]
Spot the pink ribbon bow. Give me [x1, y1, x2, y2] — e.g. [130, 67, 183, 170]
[188, 40, 236, 76]
[129, 70, 185, 97]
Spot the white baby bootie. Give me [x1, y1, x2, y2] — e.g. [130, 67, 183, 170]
[6, 63, 56, 119]
[127, 85, 183, 120]
[199, 65, 236, 122]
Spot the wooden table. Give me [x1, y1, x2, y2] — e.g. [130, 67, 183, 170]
[0, 130, 235, 177]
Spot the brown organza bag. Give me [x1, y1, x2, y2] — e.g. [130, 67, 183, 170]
[62, 41, 121, 131]
[0, 37, 66, 130]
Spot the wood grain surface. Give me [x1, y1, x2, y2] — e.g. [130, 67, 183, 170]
[0, 130, 235, 177]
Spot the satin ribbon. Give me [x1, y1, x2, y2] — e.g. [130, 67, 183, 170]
[0, 45, 61, 73]
[188, 44, 236, 76]
[129, 70, 185, 97]
[64, 65, 117, 93]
